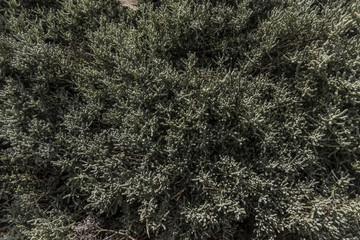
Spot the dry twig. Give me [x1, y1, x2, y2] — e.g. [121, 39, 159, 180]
[118, 0, 138, 11]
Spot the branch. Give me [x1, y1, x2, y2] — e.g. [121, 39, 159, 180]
[95, 228, 137, 240]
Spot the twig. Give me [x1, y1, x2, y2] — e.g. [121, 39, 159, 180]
[171, 188, 185, 200]
[95, 228, 137, 240]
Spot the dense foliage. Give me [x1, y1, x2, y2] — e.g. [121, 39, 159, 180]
[1, 0, 360, 239]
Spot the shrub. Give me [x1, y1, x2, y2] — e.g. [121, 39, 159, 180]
[1, 0, 360, 239]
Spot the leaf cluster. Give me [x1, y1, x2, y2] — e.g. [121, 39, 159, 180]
[1, 0, 360, 239]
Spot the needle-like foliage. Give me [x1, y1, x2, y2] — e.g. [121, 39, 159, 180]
[1, 0, 360, 239]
